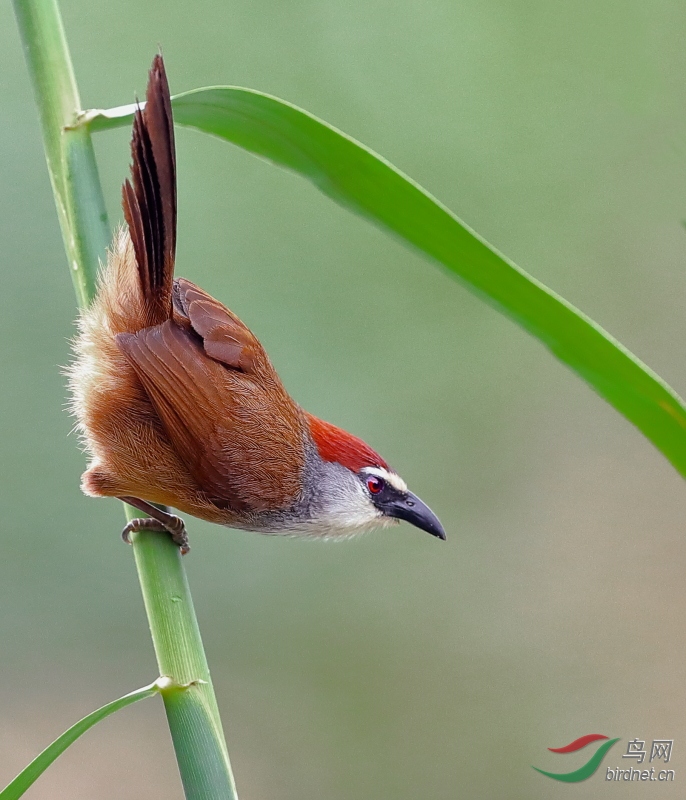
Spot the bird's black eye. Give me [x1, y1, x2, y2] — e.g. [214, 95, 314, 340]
[367, 475, 384, 494]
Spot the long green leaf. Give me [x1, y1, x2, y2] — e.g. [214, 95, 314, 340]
[83, 89, 686, 478]
[0, 680, 163, 800]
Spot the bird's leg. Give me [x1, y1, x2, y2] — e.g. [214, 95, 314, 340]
[118, 496, 190, 555]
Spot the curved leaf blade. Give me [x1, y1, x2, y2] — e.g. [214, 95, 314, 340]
[83, 89, 686, 477]
[0, 680, 160, 800]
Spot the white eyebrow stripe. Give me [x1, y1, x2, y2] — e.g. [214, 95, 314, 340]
[362, 466, 408, 493]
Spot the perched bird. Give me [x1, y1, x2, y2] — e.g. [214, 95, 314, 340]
[69, 55, 445, 553]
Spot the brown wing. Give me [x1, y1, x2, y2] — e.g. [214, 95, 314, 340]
[116, 310, 307, 513]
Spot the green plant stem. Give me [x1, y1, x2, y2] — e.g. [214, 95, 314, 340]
[130, 513, 238, 798]
[12, 0, 105, 306]
[13, 1, 238, 797]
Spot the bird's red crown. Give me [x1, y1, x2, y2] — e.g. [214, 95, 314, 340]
[306, 414, 388, 473]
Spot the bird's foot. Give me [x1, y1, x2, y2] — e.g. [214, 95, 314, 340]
[118, 496, 190, 554]
[121, 516, 190, 554]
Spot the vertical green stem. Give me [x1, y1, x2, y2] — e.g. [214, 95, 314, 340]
[12, 0, 105, 306]
[13, 0, 238, 797]
[131, 518, 239, 798]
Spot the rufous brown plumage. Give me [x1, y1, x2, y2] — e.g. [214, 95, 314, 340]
[69, 55, 445, 552]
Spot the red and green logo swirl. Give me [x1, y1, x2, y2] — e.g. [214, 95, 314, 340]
[533, 734, 620, 782]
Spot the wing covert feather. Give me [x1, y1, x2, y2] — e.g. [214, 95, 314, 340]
[173, 278, 264, 372]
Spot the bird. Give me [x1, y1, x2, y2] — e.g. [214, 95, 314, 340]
[69, 54, 445, 554]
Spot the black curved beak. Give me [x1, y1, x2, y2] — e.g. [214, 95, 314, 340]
[381, 491, 446, 540]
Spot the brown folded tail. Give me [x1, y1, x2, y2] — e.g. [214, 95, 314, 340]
[122, 54, 177, 327]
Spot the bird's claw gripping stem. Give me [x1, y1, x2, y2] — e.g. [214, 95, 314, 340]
[121, 516, 190, 554]
[118, 496, 190, 554]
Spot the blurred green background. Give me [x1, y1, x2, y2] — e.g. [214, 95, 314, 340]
[2, 1, 686, 797]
